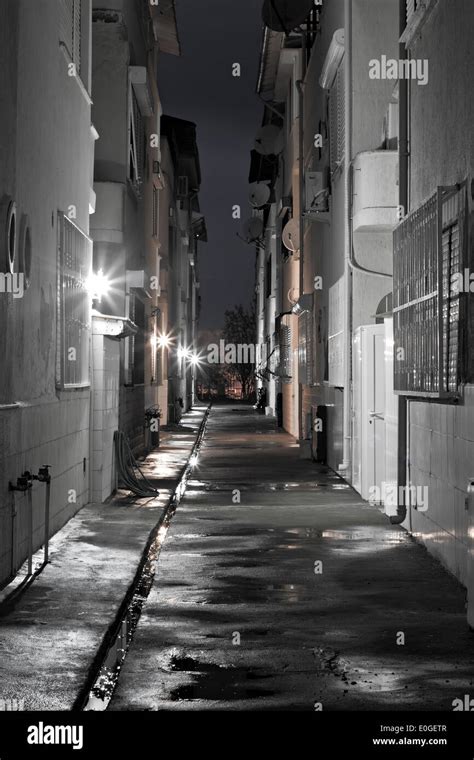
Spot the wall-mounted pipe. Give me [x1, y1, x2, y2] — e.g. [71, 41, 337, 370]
[339, 0, 353, 477]
[391, 0, 410, 525]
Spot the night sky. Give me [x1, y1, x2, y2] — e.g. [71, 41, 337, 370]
[157, 0, 263, 330]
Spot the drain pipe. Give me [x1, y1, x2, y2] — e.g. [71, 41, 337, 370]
[391, 0, 409, 524]
[339, 0, 353, 478]
[36, 466, 52, 564]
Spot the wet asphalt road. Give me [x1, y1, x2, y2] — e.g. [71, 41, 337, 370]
[109, 405, 474, 711]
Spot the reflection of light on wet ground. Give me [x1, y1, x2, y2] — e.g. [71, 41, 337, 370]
[322, 529, 403, 541]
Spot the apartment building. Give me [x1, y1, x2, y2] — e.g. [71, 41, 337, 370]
[89, 0, 179, 470]
[158, 115, 206, 423]
[254, 0, 399, 473]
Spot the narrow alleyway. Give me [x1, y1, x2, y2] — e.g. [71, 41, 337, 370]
[110, 406, 474, 711]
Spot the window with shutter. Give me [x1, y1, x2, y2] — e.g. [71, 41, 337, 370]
[56, 213, 92, 389]
[297, 302, 314, 386]
[59, 0, 73, 58]
[125, 294, 136, 386]
[329, 62, 345, 176]
[129, 88, 146, 192]
[59, 0, 82, 74]
[73, 0, 81, 74]
[279, 323, 292, 380]
[406, 0, 416, 24]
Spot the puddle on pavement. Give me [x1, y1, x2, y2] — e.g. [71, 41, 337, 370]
[167, 660, 276, 701]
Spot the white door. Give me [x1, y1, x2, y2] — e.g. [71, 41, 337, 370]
[352, 325, 386, 501]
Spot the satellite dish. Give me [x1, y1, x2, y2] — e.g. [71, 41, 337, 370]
[262, 0, 314, 33]
[254, 125, 284, 156]
[242, 217, 264, 242]
[249, 182, 271, 208]
[282, 218, 300, 252]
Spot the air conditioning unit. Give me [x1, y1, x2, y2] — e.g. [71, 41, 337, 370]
[305, 171, 329, 215]
[177, 176, 189, 199]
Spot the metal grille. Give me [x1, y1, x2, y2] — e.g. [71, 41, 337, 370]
[125, 294, 136, 386]
[278, 322, 292, 382]
[73, 0, 82, 74]
[129, 88, 145, 189]
[329, 63, 345, 176]
[298, 307, 314, 386]
[59, 0, 74, 58]
[393, 185, 466, 396]
[57, 214, 91, 388]
[441, 189, 465, 393]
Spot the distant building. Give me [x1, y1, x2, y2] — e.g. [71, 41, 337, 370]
[158, 115, 207, 423]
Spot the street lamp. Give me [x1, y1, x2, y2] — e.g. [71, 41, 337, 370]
[86, 268, 110, 304]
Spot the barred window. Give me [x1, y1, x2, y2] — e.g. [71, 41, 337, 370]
[298, 304, 314, 386]
[329, 62, 345, 176]
[393, 184, 467, 396]
[56, 214, 92, 388]
[59, 0, 82, 74]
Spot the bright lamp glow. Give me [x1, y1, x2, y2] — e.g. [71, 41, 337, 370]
[190, 352, 203, 368]
[157, 333, 172, 349]
[86, 268, 110, 303]
[177, 346, 189, 359]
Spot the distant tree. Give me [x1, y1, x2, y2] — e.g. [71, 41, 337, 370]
[222, 302, 256, 400]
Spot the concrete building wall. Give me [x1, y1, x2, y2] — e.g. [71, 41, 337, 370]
[0, 0, 94, 586]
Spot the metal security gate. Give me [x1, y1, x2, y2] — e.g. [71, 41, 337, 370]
[393, 183, 467, 397]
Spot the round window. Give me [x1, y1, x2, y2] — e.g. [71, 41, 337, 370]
[1, 199, 17, 274]
[19, 214, 32, 289]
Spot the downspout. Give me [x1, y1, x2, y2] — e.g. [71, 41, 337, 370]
[339, 0, 352, 476]
[297, 33, 307, 445]
[391, 0, 409, 524]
